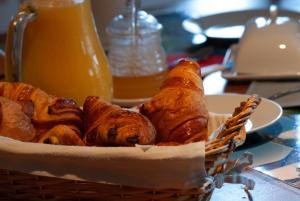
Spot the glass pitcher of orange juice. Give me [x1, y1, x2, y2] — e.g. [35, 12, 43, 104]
[5, 0, 112, 105]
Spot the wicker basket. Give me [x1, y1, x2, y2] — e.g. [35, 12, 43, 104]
[0, 95, 261, 201]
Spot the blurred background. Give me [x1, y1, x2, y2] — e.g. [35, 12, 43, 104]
[1, 0, 300, 50]
[1, 0, 300, 84]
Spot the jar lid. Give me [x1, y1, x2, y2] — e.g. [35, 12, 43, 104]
[106, 10, 162, 36]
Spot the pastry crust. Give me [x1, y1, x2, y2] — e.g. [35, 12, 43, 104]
[83, 96, 156, 146]
[0, 96, 35, 142]
[141, 59, 209, 144]
[0, 82, 83, 142]
[38, 125, 84, 146]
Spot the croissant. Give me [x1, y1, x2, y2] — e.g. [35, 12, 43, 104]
[0, 96, 36, 142]
[83, 96, 156, 146]
[0, 82, 83, 141]
[38, 125, 84, 146]
[140, 59, 209, 144]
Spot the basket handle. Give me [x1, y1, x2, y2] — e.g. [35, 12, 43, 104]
[214, 153, 255, 199]
[223, 151, 253, 175]
[206, 95, 261, 151]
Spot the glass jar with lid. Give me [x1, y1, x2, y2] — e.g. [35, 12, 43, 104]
[107, 0, 167, 100]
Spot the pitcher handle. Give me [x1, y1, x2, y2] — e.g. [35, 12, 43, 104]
[9, 6, 36, 81]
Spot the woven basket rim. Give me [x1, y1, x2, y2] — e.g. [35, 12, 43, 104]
[205, 126, 246, 156]
[205, 95, 261, 156]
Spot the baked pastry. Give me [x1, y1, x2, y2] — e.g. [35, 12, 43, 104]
[0, 96, 35, 142]
[0, 82, 83, 141]
[38, 125, 84, 146]
[83, 96, 156, 146]
[140, 59, 209, 144]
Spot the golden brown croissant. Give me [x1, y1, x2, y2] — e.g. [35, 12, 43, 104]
[0, 96, 36, 142]
[140, 59, 209, 144]
[0, 82, 83, 141]
[83, 96, 156, 146]
[38, 125, 84, 146]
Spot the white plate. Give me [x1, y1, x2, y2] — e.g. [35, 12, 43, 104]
[183, 9, 300, 39]
[221, 44, 300, 81]
[222, 71, 300, 81]
[206, 94, 282, 133]
[112, 97, 151, 108]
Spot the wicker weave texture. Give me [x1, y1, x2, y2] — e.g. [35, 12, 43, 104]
[0, 169, 213, 201]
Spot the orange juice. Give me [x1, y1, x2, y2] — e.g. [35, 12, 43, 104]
[113, 71, 167, 99]
[5, 0, 112, 105]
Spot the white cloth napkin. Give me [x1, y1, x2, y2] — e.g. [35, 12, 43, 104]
[0, 136, 205, 189]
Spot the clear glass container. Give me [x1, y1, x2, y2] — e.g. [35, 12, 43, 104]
[107, 0, 167, 99]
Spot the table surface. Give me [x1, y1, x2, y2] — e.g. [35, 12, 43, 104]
[212, 169, 300, 200]
[1, 1, 300, 200]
